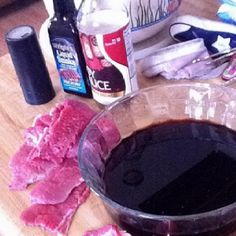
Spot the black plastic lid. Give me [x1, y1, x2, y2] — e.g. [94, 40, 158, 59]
[5, 25, 55, 105]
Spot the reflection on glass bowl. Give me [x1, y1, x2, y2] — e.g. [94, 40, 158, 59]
[78, 83, 236, 235]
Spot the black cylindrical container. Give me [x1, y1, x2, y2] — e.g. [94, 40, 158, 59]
[5, 25, 55, 105]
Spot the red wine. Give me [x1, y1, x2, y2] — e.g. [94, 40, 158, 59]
[104, 120, 236, 235]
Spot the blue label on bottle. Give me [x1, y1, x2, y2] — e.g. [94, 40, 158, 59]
[51, 37, 87, 94]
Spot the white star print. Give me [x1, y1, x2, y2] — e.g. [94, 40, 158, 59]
[212, 35, 231, 52]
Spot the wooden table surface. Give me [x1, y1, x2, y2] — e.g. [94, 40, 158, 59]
[0, 1, 231, 235]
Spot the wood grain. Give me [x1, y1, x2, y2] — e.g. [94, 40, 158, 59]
[0, 1, 234, 236]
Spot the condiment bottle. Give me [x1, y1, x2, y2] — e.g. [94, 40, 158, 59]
[77, 0, 139, 105]
[48, 0, 92, 98]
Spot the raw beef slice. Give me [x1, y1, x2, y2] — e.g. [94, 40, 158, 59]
[24, 103, 64, 146]
[33, 99, 96, 164]
[9, 143, 56, 190]
[82, 117, 121, 163]
[9, 99, 95, 190]
[30, 159, 84, 204]
[21, 183, 90, 235]
[65, 138, 80, 159]
[9, 99, 123, 234]
[96, 117, 120, 151]
[9, 103, 65, 189]
[83, 224, 131, 236]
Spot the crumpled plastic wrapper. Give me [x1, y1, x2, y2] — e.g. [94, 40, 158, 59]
[140, 38, 226, 80]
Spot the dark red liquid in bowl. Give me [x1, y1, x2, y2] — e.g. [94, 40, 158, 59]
[104, 120, 236, 235]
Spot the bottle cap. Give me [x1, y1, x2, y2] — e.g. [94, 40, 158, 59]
[5, 25, 55, 105]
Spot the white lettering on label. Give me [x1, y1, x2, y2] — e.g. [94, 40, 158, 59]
[91, 77, 111, 91]
[56, 50, 74, 59]
[87, 67, 111, 91]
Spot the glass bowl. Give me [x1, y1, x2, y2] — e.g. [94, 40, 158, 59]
[78, 83, 236, 235]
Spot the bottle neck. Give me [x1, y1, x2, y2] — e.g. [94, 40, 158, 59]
[53, 0, 76, 17]
[81, 0, 98, 14]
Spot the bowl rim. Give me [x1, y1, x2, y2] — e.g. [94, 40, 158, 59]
[78, 82, 236, 223]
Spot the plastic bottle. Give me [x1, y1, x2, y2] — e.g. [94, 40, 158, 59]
[48, 0, 92, 98]
[77, 0, 138, 105]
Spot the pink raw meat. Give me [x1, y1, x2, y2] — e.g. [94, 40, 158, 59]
[34, 99, 96, 164]
[65, 139, 80, 159]
[96, 117, 121, 151]
[49, 102, 64, 122]
[9, 99, 123, 235]
[24, 104, 64, 146]
[83, 224, 131, 236]
[9, 144, 56, 190]
[30, 159, 84, 204]
[21, 183, 90, 235]
[9, 100, 96, 190]
[83, 117, 121, 162]
[24, 113, 51, 146]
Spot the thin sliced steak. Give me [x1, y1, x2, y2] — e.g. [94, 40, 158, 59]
[9, 99, 124, 234]
[24, 104, 64, 146]
[24, 114, 50, 146]
[33, 100, 96, 164]
[96, 117, 121, 151]
[83, 117, 121, 162]
[30, 159, 84, 204]
[9, 144, 56, 190]
[21, 183, 90, 235]
[83, 224, 131, 236]
[65, 139, 80, 159]
[9, 100, 96, 190]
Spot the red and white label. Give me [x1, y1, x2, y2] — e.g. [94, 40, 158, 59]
[79, 11, 138, 105]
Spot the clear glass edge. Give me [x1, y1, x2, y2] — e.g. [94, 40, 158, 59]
[78, 82, 236, 223]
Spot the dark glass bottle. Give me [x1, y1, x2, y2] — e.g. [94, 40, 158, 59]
[48, 0, 92, 98]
